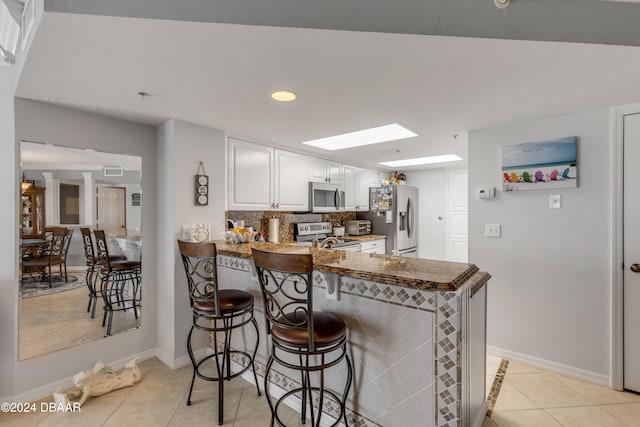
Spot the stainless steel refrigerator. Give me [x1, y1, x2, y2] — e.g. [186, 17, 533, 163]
[357, 185, 419, 257]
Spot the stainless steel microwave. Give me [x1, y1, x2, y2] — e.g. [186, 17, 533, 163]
[309, 182, 345, 213]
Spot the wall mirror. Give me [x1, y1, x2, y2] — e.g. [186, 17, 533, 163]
[19, 140, 143, 360]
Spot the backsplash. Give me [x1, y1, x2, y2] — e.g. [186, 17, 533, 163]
[226, 211, 356, 243]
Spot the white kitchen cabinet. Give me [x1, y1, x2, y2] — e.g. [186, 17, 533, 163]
[360, 238, 386, 254]
[228, 138, 273, 210]
[339, 166, 384, 212]
[228, 138, 309, 211]
[309, 157, 343, 185]
[356, 168, 382, 211]
[274, 150, 309, 211]
[343, 165, 357, 210]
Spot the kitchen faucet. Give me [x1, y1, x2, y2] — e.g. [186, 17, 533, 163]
[317, 236, 340, 249]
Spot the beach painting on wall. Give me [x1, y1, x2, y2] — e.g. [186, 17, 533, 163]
[502, 136, 577, 192]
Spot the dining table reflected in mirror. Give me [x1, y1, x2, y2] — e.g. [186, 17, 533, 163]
[19, 141, 143, 360]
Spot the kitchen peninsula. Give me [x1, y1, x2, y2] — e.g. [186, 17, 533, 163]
[213, 240, 490, 427]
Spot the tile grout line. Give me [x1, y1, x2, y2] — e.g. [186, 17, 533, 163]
[486, 359, 509, 416]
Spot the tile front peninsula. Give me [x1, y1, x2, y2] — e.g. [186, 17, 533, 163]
[213, 240, 490, 427]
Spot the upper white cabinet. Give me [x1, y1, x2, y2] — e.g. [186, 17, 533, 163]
[228, 138, 309, 211]
[309, 157, 343, 185]
[343, 165, 385, 211]
[343, 165, 357, 211]
[274, 150, 309, 211]
[228, 138, 273, 210]
[229, 138, 385, 212]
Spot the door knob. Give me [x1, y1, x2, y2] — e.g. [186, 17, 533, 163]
[631, 264, 640, 273]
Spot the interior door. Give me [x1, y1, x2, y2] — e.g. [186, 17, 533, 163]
[624, 112, 640, 392]
[447, 169, 469, 263]
[97, 187, 126, 236]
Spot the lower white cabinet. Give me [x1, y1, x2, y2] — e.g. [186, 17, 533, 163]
[360, 238, 386, 254]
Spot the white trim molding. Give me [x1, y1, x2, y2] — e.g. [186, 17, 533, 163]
[610, 102, 640, 391]
[488, 345, 611, 388]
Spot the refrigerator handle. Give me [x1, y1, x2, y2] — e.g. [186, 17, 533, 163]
[407, 197, 413, 238]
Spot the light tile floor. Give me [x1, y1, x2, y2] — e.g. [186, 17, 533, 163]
[4, 353, 640, 426]
[19, 274, 141, 360]
[483, 359, 640, 427]
[0, 357, 300, 427]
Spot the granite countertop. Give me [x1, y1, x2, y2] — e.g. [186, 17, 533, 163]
[212, 240, 487, 292]
[342, 234, 386, 242]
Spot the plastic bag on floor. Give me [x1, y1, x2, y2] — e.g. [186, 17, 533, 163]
[53, 357, 141, 407]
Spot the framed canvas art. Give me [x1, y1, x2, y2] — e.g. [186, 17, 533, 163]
[502, 136, 577, 192]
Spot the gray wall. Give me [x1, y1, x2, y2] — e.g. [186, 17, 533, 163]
[468, 108, 612, 383]
[44, 0, 640, 47]
[156, 118, 227, 364]
[0, 64, 19, 399]
[6, 98, 158, 396]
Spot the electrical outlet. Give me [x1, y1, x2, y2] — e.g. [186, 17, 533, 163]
[485, 224, 501, 238]
[550, 195, 561, 209]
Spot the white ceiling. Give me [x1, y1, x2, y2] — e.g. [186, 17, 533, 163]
[20, 141, 142, 171]
[15, 12, 640, 170]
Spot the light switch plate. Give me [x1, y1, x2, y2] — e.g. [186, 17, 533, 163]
[550, 195, 561, 209]
[485, 224, 501, 238]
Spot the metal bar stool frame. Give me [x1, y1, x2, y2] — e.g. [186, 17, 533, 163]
[94, 229, 141, 336]
[178, 240, 261, 426]
[80, 227, 101, 318]
[252, 248, 353, 427]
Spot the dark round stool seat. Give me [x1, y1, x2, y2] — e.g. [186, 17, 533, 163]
[193, 289, 254, 313]
[272, 311, 346, 348]
[101, 260, 140, 272]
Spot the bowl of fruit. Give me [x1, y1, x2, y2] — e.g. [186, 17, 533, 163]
[226, 226, 256, 243]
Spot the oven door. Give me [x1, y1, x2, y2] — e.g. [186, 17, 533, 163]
[310, 183, 345, 213]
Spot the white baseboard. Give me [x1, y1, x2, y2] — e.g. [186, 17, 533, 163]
[153, 347, 198, 370]
[488, 345, 611, 388]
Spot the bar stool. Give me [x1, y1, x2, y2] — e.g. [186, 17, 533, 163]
[94, 229, 141, 336]
[252, 248, 352, 427]
[80, 228, 101, 317]
[178, 240, 261, 425]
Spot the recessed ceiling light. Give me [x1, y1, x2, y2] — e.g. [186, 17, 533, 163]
[271, 90, 297, 102]
[380, 154, 463, 167]
[301, 123, 417, 151]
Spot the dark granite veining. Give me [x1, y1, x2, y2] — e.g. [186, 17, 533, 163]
[212, 239, 489, 292]
[226, 210, 357, 243]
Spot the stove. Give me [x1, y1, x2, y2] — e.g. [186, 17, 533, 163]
[294, 222, 361, 251]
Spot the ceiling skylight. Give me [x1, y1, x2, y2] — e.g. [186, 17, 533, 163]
[301, 123, 417, 151]
[380, 154, 463, 167]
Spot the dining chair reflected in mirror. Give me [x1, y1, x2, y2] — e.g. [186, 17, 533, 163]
[22, 227, 68, 288]
[59, 228, 74, 282]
